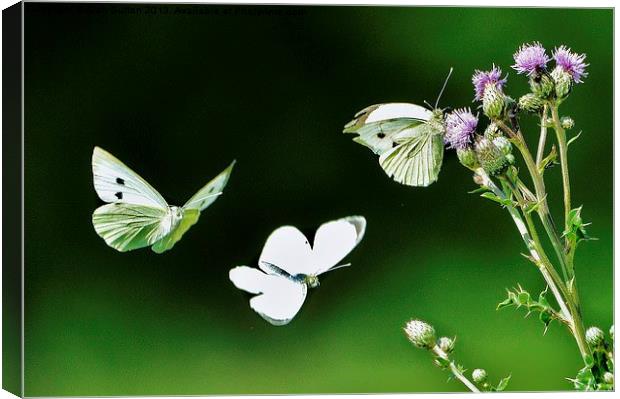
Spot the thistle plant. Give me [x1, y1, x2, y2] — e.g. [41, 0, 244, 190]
[404, 319, 511, 392]
[344, 42, 612, 391]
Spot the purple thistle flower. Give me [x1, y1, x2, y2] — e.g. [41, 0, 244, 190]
[444, 108, 478, 150]
[553, 45, 588, 83]
[512, 42, 550, 76]
[472, 65, 507, 101]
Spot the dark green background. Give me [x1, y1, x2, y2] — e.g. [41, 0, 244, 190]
[24, 3, 612, 395]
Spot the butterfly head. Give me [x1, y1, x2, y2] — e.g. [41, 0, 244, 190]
[303, 274, 320, 288]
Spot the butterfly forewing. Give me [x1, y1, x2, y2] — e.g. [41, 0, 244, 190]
[183, 160, 236, 211]
[92, 147, 168, 208]
[312, 216, 366, 275]
[92, 204, 170, 252]
[258, 226, 314, 276]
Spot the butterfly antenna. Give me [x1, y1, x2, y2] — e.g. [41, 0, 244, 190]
[423, 100, 434, 110]
[434, 67, 454, 109]
[328, 263, 352, 272]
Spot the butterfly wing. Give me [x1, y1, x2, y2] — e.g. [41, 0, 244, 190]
[378, 125, 444, 187]
[344, 103, 432, 155]
[183, 160, 236, 211]
[92, 204, 171, 252]
[150, 209, 200, 254]
[258, 226, 314, 276]
[92, 147, 168, 208]
[229, 266, 307, 326]
[311, 216, 366, 275]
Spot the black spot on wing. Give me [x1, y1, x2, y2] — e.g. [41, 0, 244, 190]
[115, 192, 123, 200]
[116, 177, 125, 185]
[377, 132, 386, 139]
[392, 141, 398, 148]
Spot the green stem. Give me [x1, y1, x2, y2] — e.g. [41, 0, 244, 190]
[493, 121, 591, 362]
[550, 104, 575, 276]
[477, 170, 571, 322]
[496, 121, 569, 281]
[431, 345, 480, 392]
[536, 104, 549, 166]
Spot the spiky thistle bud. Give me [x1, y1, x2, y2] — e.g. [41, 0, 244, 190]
[482, 85, 505, 119]
[493, 136, 512, 157]
[586, 326, 605, 347]
[457, 147, 479, 170]
[551, 66, 572, 99]
[518, 93, 544, 113]
[472, 369, 487, 384]
[437, 337, 455, 354]
[475, 137, 509, 176]
[530, 73, 555, 99]
[404, 319, 436, 349]
[561, 116, 574, 130]
[483, 122, 501, 140]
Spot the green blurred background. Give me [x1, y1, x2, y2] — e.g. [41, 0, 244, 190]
[23, 3, 612, 395]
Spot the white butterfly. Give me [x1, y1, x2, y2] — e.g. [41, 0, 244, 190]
[91, 146, 235, 253]
[229, 216, 366, 326]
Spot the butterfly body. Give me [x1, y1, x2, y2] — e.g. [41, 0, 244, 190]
[230, 216, 366, 325]
[91, 146, 235, 253]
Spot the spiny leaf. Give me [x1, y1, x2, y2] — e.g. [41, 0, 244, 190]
[480, 192, 516, 207]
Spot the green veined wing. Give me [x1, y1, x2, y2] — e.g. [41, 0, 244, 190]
[92, 204, 170, 252]
[378, 124, 444, 187]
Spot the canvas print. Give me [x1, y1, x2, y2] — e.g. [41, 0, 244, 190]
[1, 1, 613, 396]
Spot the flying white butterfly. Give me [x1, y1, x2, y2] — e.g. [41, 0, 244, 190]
[229, 216, 366, 325]
[343, 69, 453, 187]
[91, 146, 235, 253]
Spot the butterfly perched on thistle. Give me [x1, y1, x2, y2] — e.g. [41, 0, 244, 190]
[343, 69, 453, 187]
[91, 146, 235, 253]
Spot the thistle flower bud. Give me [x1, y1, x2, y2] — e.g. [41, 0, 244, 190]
[404, 319, 436, 349]
[529, 73, 555, 99]
[560, 116, 574, 130]
[603, 372, 614, 384]
[586, 326, 605, 347]
[457, 147, 479, 170]
[609, 325, 614, 341]
[483, 122, 501, 140]
[493, 136, 512, 156]
[472, 369, 487, 384]
[437, 337, 455, 354]
[475, 137, 508, 176]
[551, 66, 572, 99]
[482, 85, 505, 119]
[518, 93, 544, 113]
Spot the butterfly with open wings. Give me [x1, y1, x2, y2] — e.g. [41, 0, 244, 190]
[229, 216, 366, 325]
[91, 146, 235, 253]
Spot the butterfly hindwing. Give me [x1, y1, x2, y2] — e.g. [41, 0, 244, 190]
[151, 209, 200, 254]
[378, 125, 444, 187]
[92, 204, 170, 252]
[92, 147, 168, 208]
[229, 266, 307, 326]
